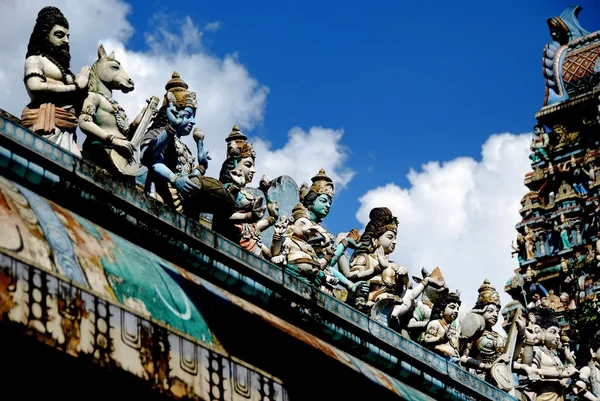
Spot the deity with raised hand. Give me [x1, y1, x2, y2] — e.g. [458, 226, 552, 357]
[20, 6, 90, 156]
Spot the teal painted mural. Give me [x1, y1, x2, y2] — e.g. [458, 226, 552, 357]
[0, 175, 215, 345]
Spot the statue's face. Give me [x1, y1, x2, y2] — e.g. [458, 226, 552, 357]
[528, 323, 542, 344]
[376, 230, 397, 255]
[49, 24, 69, 50]
[594, 348, 600, 363]
[443, 302, 460, 323]
[238, 156, 255, 183]
[543, 326, 561, 349]
[534, 125, 544, 136]
[310, 194, 331, 219]
[177, 107, 195, 136]
[292, 217, 313, 238]
[481, 304, 499, 327]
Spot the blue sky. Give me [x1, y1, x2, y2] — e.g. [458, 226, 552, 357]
[121, 0, 600, 233]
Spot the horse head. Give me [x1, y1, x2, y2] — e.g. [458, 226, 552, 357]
[90, 44, 134, 94]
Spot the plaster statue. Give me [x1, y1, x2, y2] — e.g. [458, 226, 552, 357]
[79, 45, 154, 176]
[529, 311, 577, 401]
[530, 122, 550, 163]
[460, 280, 524, 388]
[421, 291, 461, 359]
[298, 169, 364, 298]
[349, 207, 444, 332]
[213, 125, 279, 257]
[20, 6, 90, 156]
[554, 214, 572, 250]
[270, 204, 338, 291]
[140, 72, 236, 223]
[575, 330, 600, 401]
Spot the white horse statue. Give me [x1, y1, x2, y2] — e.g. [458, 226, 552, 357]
[79, 44, 157, 176]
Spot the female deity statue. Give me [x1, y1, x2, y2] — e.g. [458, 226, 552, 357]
[575, 330, 600, 401]
[460, 279, 524, 385]
[421, 291, 461, 359]
[213, 125, 278, 257]
[554, 214, 572, 250]
[348, 207, 444, 331]
[528, 311, 577, 401]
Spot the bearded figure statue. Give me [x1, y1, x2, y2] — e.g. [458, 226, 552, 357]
[20, 6, 90, 156]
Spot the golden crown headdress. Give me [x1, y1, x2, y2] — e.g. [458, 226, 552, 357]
[308, 169, 334, 199]
[476, 279, 500, 307]
[162, 71, 197, 110]
[225, 125, 256, 159]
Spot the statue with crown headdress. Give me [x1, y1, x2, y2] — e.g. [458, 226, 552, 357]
[140, 72, 239, 222]
[348, 207, 446, 335]
[459, 279, 527, 393]
[210, 124, 280, 257]
[293, 169, 368, 301]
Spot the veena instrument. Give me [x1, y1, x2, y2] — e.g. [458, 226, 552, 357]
[109, 95, 160, 176]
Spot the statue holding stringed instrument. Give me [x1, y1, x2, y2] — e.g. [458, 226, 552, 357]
[79, 44, 156, 176]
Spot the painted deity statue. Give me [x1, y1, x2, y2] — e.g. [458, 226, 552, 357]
[530, 122, 550, 163]
[554, 214, 572, 250]
[460, 280, 524, 387]
[270, 204, 338, 291]
[528, 311, 577, 401]
[348, 207, 444, 333]
[421, 291, 461, 359]
[213, 125, 278, 257]
[406, 267, 451, 341]
[140, 72, 237, 223]
[575, 330, 600, 401]
[78, 44, 145, 175]
[297, 170, 366, 299]
[21, 6, 90, 156]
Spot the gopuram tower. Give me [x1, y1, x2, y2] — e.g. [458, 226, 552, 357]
[505, 5, 600, 357]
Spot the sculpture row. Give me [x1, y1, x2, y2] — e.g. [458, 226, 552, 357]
[16, 6, 600, 400]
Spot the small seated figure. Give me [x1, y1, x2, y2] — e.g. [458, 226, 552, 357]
[422, 291, 461, 359]
[575, 330, 600, 401]
[21, 6, 90, 156]
[270, 204, 338, 291]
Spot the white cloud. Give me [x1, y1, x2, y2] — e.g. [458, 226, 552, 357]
[0, 0, 353, 190]
[253, 126, 355, 189]
[356, 133, 532, 316]
[204, 21, 221, 32]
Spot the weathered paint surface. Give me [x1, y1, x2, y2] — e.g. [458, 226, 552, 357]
[0, 175, 215, 344]
[0, 253, 287, 401]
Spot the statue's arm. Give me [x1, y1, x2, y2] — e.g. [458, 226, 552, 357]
[151, 162, 178, 183]
[24, 56, 77, 93]
[78, 94, 109, 141]
[140, 128, 173, 166]
[422, 321, 444, 345]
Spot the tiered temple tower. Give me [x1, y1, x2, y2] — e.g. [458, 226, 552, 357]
[504, 5, 600, 355]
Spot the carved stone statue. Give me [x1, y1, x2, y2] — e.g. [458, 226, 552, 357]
[575, 330, 600, 400]
[421, 291, 461, 359]
[140, 72, 236, 223]
[21, 6, 90, 156]
[79, 45, 149, 175]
